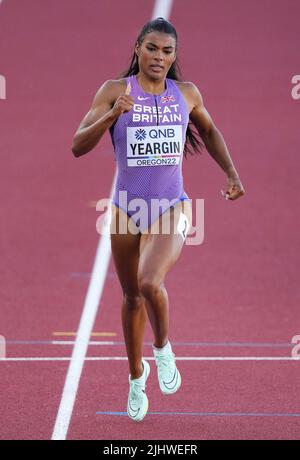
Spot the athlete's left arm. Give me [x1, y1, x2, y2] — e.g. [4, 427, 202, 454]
[187, 82, 245, 200]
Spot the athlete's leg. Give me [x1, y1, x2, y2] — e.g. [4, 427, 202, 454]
[110, 204, 147, 379]
[138, 200, 192, 348]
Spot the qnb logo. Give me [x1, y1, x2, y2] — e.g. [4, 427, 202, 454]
[0, 75, 6, 100]
[291, 75, 300, 100]
[0, 335, 6, 359]
[291, 335, 300, 359]
[149, 128, 176, 139]
[135, 129, 147, 141]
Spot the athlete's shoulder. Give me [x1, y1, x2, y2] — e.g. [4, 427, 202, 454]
[92, 78, 128, 105]
[174, 81, 204, 112]
[102, 78, 128, 91]
[172, 80, 203, 112]
[174, 80, 202, 98]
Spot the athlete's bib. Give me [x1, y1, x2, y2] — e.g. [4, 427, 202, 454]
[126, 125, 183, 167]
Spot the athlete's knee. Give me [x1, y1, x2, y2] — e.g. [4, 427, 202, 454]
[138, 275, 162, 300]
[123, 293, 145, 311]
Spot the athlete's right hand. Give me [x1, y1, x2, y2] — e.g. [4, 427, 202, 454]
[111, 82, 134, 117]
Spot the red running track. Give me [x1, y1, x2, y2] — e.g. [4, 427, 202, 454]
[0, 0, 300, 440]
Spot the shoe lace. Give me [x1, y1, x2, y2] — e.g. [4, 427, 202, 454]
[129, 380, 145, 401]
[155, 352, 175, 370]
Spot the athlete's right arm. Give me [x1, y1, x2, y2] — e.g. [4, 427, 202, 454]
[72, 80, 133, 157]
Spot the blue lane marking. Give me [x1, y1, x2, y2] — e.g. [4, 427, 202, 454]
[5, 340, 294, 348]
[96, 411, 300, 417]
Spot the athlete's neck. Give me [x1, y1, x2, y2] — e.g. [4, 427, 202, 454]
[136, 73, 166, 95]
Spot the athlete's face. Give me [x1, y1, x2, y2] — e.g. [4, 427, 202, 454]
[135, 31, 177, 79]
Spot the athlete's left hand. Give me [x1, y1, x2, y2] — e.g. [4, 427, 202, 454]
[221, 175, 245, 201]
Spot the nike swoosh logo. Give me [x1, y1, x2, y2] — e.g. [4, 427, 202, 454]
[182, 220, 187, 238]
[128, 400, 140, 418]
[162, 368, 179, 390]
[137, 96, 150, 100]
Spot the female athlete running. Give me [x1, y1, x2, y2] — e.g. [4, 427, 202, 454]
[72, 18, 245, 422]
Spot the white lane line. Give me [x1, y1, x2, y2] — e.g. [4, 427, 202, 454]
[1, 357, 299, 362]
[51, 341, 115, 345]
[52, 0, 174, 440]
[152, 0, 173, 20]
[5, 340, 295, 348]
[51, 176, 116, 440]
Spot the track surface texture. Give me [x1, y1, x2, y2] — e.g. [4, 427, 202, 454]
[0, 0, 299, 440]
